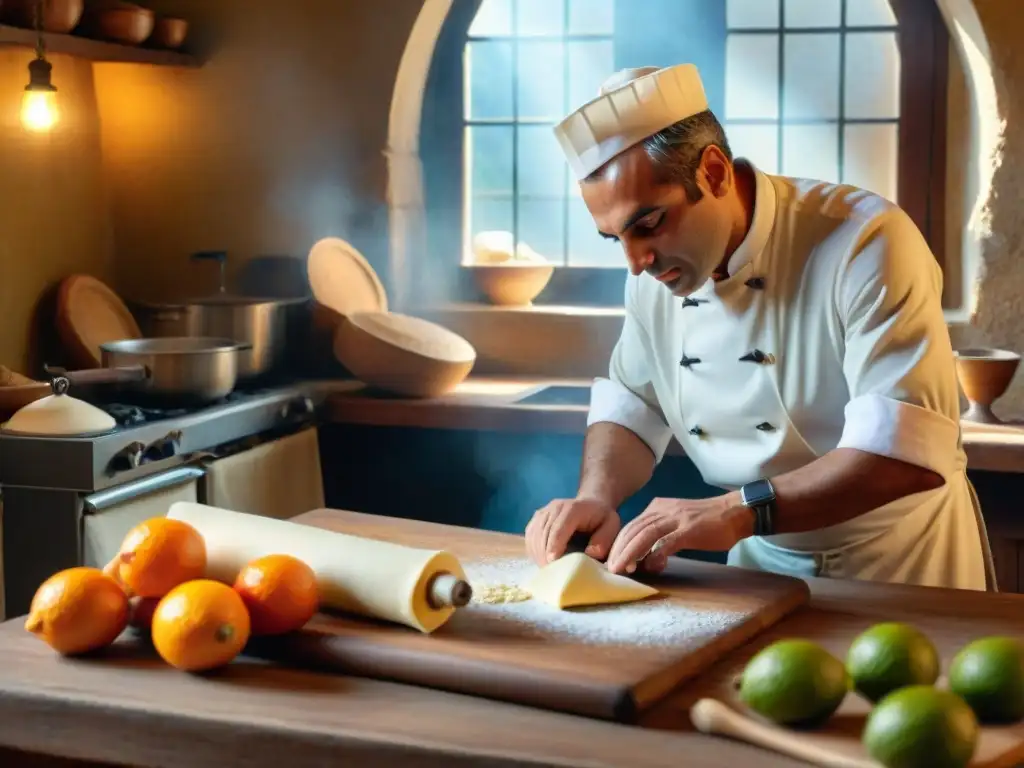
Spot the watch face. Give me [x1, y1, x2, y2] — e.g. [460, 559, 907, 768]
[743, 479, 774, 506]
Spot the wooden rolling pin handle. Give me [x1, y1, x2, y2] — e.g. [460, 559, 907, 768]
[689, 699, 877, 768]
[428, 573, 473, 609]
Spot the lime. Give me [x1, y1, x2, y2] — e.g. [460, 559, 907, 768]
[949, 635, 1024, 724]
[863, 685, 978, 768]
[738, 639, 850, 727]
[846, 622, 940, 703]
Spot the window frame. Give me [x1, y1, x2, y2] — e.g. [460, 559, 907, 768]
[420, 0, 951, 309]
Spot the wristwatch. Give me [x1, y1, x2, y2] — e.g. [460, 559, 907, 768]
[740, 478, 777, 537]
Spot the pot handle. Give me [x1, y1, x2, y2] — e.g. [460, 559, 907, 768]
[44, 364, 150, 388]
[233, 342, 254, 352]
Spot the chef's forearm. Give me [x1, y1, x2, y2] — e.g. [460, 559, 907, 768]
[762, 448, 945, 534]
[576, 422, 656, 511]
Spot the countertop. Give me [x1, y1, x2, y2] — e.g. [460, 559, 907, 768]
[1, 509, 1022, 768]
[324, 377, 1024, 474]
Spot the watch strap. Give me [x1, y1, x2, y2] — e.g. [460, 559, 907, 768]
[740, 478, 777, 537]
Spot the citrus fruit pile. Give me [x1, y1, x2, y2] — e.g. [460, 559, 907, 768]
[24, 516, 320, 673]
[738, 622, 1024, 768]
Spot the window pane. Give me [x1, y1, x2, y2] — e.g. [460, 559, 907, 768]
[517, 125, 566, 196]
[845, 32, 900, 119]
[469, 0, 514, 37]
[725, 34, 780, 120]
[517, 197, 566, 263]
[725, 123, 780, 174]
[469, 196, 515, 247]
[784, 0, 840, 27]
[568, 195, 621, 267]
[466, 41, 514, 120]
[516, 0, 565, 37]
[847, 0, 897, 27]
[782, 124, 838, 181]
[568, 40, 613, 111]
[783, 33, 839, 119]
[568, 0, 614, 36]
[468, 126, 514, 194]
[843, 123, 898, 202]
[517, 41, 566, 119]
[726, 0, 780, 29]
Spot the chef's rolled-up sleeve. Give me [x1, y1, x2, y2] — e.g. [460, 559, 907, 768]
[588, 278, 674, 462]
[835, 206, 963, 479]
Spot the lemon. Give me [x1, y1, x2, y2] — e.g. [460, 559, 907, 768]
[846, 622, 940, 703]
[949, 636, 1024, 724]
[739, 639, 849, 727]
[863, 685, 978, 768]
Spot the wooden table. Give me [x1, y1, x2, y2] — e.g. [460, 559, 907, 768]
[1, 511, 1023, 768]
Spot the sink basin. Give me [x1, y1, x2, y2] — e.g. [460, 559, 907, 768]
[516, 385, 592, 407]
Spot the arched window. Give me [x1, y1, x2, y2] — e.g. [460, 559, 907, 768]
[421, 0, 950, 306]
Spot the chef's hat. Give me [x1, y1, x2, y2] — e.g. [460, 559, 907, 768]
[553, 63, 709, 180]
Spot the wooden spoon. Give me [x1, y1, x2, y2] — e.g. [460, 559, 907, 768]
[690, 698, 878, 768]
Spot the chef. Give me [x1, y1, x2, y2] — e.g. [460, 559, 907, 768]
[524, 63, 995, 591]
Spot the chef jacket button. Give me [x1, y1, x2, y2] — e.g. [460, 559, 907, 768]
[739, 349, 775, 364]
[688, 426, 705, 437]
[681, 297, 707, 309]
[745, 276, 766, 290]
[755, 421, 776, 432]
[679, 355, 701, 368]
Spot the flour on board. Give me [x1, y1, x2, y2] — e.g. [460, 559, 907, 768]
[459, 557, 742, 647]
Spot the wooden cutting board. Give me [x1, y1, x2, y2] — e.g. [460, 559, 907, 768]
[243, 509, 810, 723]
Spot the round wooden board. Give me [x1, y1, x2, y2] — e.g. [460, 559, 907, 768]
[56, 275, 143, 368]
[307, 237, 388, 318]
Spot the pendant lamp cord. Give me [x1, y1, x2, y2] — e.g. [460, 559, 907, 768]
[34, 0, 45, 60]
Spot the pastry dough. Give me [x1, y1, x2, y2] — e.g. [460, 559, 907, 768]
[526, 552, 658, 609]
[167, 502, 467, 634]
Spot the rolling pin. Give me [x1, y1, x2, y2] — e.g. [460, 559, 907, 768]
[166, 502, 472, 634]
[690, 699, 878, 768]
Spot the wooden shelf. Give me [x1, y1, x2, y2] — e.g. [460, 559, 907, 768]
[0, 23, 200, 67]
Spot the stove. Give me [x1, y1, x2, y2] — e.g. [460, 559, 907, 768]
[0, 382, 325, 493]
[0, 381, 329, 618]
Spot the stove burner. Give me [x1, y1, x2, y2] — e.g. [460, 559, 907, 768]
[101, 391, 247, 427]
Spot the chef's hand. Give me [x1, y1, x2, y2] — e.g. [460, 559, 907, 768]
[605, 494, 752, 575]
[525, 498, 621, 566]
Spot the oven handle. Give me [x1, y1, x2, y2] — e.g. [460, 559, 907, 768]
[82, 467, 207, 513]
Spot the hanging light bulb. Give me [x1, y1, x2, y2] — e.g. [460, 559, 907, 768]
[20, 0, 59, 133]
[21, 58, 59, 132]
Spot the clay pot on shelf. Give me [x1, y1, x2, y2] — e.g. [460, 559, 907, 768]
[94, 2, 153, 45]
[151, 16, 187, 49]
[3, 0, 84, 34]
[954, 347, 1021, 424]
[466, 263, 555, 307]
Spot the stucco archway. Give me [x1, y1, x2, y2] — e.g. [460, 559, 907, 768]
[385, 0, 1003, 326]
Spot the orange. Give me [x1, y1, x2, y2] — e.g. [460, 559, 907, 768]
[24, 567, 130, 655]
[151, 579, 250, 672]
[233, 554, 319, 635]
[128, 596, 161, 633]
[112, 517, 207, 598]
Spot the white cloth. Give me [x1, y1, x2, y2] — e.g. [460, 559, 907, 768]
[588, 164, 992, 591]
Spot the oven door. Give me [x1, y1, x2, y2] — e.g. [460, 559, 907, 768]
[201, 426, 324, 519]
[81, 467, 206, 570]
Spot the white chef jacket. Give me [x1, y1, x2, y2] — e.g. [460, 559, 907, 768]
[590, 163, 994, 591]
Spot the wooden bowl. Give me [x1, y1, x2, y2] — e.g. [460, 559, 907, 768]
[151, 16, 187, 49]
[954, 348, 1021, 423]
[0, 382, 52, 421]
[333, 312, 476, 398]
[467, 263, 554, 307]
[96, 5, 153, 45]
[3, 0, 84, 34]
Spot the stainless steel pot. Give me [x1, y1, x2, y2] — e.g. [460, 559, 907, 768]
[133, 251, 307, 381]
[47, 337, 251, 404]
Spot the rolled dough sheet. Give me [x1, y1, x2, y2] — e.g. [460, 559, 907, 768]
[526, 552, 659, 609]
[166, 502, 466, 633]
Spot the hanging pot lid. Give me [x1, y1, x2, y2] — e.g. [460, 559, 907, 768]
[2, 380, 116, 437]
[307, 237, 387, 317]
